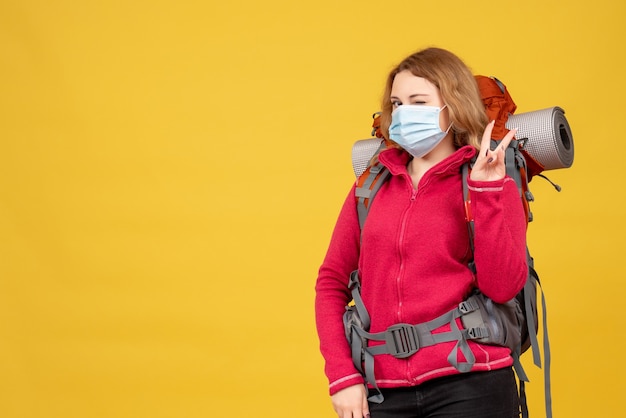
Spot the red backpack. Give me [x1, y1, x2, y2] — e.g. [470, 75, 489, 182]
[347, 76, 571, 418]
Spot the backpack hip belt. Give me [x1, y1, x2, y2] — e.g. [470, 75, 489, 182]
[343, 270, 525, 403]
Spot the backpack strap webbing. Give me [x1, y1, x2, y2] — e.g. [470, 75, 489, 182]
[526, 263, 553, 418]
[346, 271, 489, 403]
[463, 159, 529, 378]
[461, 163, 476, 273]
[517, 266, 552, 418]
[354, 140, 390, 230]
[462, 145, 552, 418]
[355, 164, 390, 230]
[509, 141, 553, 418]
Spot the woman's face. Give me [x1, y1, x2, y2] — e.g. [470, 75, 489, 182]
[390, 70, 450, 132]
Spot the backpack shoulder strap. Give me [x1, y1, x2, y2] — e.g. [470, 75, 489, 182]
[352, 138, 390, 230]
[462, 141, 552, 418]
[355, 164, 390, 230]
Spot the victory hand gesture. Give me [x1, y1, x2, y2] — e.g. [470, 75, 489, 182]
[470, 120, 518, 182]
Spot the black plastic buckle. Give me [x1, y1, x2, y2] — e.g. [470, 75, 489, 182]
[458, 300, 478, 314]
[467, 327, 489, 339]
[385, 323, 419, 359]
[348, 270, 360, 290]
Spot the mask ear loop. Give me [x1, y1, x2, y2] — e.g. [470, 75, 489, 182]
[440, 104, 453, 134]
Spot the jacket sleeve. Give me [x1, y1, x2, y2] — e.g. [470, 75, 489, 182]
[466, 176, 528, 303]
[315, 184, 365, 395]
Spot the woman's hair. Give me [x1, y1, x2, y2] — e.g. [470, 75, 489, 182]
[379, 47, 488, 150]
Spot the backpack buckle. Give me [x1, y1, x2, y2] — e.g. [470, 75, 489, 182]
[348, 270, 360, 290]
[385, 323, 420, 358]
[467, 326, 490, 339]
[458, 299, 480, 314]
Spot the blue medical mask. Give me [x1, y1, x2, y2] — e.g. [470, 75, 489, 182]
[389, 105, 451, 158]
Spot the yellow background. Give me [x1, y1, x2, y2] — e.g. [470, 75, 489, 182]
[1, 0, 623, 417]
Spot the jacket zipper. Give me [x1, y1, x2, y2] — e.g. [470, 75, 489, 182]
[397, 162, 457, 321]
[395, 184, 417, 382]
[396, 184, 418, 322]
[396, 164, 456, 382]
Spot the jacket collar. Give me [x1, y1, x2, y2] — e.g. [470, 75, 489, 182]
[378, 145, 477, 179]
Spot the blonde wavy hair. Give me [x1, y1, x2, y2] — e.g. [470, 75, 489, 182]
[379, 47, 488, 150]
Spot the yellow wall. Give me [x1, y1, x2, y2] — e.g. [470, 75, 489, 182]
[1, 0, 623, 417]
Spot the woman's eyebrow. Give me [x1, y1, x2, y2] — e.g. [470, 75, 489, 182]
[390, 93, 430, 99]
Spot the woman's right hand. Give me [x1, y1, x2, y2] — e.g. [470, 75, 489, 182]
[331, 384, 370, 418]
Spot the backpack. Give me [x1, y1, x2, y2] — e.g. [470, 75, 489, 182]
[344, 76, 574, 418]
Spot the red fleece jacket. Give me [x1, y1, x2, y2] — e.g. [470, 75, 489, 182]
[315, 145, 528, 395]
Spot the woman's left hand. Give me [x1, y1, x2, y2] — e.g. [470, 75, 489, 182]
[470, 120, 518, 182]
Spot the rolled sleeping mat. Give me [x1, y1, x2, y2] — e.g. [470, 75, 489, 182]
[352, 106, 574, 178]
[506, 106, 574, 171]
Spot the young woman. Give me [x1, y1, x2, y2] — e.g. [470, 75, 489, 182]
[315, 47, 528, 418]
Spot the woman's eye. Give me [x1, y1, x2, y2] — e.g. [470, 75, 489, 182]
[412, 101, 426, 105]
[391, 100, 402, 107]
